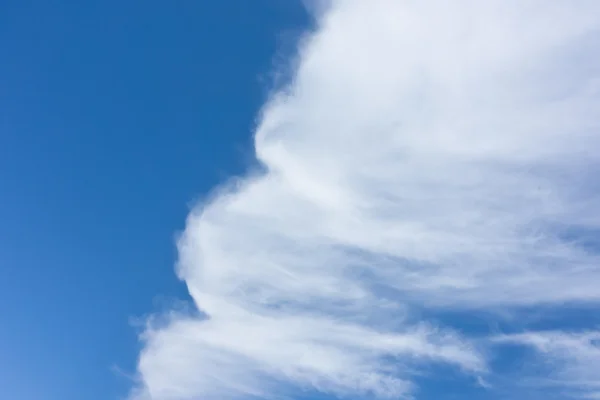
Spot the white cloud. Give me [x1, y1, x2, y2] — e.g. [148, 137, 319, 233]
[493, 331, 600, 398]
[130, 1, 600, 399]
[132, 314, 483, 400]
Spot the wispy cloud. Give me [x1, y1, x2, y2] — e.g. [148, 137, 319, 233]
[493, 331, 600, 398]
[130, 1, 600, 399]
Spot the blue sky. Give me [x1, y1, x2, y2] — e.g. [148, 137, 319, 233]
[3, 1, 600, 400]
[1, 1, 307, 399]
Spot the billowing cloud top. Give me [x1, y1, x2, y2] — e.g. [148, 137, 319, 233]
[130, 1, 600, 399]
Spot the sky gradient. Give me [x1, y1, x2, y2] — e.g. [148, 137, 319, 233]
[3, 1, 600, 400]
[1, 1, 308, 399]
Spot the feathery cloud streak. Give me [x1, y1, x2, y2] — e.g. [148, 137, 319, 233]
[494, 331, 600, 398]
[131, 1, 600, 399]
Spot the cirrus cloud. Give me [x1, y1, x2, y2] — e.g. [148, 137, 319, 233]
[130, 1, 600, 399]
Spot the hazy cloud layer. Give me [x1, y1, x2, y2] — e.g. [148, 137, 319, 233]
[130, 1, 600, 399]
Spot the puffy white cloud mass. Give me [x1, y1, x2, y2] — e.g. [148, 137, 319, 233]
[130, 1, 600, 399]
